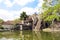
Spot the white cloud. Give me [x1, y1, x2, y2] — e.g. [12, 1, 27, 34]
[0, 0, 44, 21]
[37, 0, 44, 8]
[4, 0, 14, 7]
[0, 7, 36, 21]
[20, 7, 36, 15]
[0, 7, 35, 21]
[0, 0, 3, 3]
[35, 0, 44, 14]
[0, 9, 20, 21]
[14, 0, 35, 6]
[3, 0, 35, 7]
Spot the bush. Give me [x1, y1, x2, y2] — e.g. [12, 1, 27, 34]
[0, 26, 4, 29]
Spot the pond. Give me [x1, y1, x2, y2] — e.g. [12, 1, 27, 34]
[0, 31, 60, 40]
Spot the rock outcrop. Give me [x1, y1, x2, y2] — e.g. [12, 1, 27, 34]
[50, 21, 60, 30]
[32, 14, 42, 31]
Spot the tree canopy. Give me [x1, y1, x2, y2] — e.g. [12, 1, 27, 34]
[42, 0, 60, 9]
[42, 4, 60, 22]
[41, 0, 60, 26]
[20, 12, 28, 20]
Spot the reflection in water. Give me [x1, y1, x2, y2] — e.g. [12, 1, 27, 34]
[0, 31, 21, 40]
[0, 31, 60, 40]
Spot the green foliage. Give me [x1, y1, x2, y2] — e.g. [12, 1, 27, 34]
[42, 0, 60, 9]
[40, 0, 60, 28]
[42, 4, 60, 24]
[20, 12, 28, 20]
[42, 7, 53, 19]
[0, 18, 4, 24]
[42, 0, 52, 9]
[0, 25, 4, 29]
[13, 18, 21, 25]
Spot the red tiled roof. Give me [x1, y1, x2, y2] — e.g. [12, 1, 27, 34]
[2, 21, 14, 25]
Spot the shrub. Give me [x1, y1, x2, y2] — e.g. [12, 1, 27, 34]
[0, 26, 4, 29]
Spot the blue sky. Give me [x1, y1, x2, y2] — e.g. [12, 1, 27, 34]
[0, 0, 43, 21]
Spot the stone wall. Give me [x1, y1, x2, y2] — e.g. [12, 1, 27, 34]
[2, 25, 14, 30]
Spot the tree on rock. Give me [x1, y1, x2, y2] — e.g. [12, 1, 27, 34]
[20, 12, 28, 20]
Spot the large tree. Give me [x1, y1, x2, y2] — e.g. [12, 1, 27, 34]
[40, 0, 60, 28]
[20, 12, 28, 20]
[42, 4, 60, 21]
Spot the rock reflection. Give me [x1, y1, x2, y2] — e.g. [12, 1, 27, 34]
[23, 30, 33, 40]
[33, 31, 42, 40]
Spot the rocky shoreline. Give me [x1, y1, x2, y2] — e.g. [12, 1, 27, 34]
[43, 28, 60, 32]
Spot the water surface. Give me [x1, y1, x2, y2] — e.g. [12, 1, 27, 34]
[0, 31, 60, 40]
